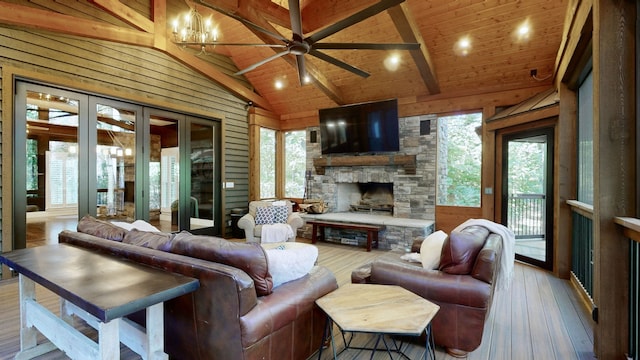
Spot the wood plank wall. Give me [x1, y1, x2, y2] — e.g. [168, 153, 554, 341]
[0, 25, 251, 242]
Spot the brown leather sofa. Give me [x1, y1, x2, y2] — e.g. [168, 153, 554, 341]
[59, 216, 338, 360]
[351, 225, 503, 357]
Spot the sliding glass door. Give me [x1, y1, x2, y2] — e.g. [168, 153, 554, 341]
[13, 81, 222, 249]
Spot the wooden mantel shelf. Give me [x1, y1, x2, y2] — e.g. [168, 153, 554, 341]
[313, 154, 417, 175]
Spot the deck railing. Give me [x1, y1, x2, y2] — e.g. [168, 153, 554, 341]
[567, 201, 594, 300]
[507, 193, 545, 239]
[614, 217, 640, 360]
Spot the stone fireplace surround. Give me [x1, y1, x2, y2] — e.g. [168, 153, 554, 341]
[300, 115, 437, 249]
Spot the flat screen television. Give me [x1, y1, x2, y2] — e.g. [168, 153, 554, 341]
[319, 99, 399, 155]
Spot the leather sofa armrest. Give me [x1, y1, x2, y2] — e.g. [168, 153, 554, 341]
[239, 266, 338, 346]
[471, 233, 502, 284]
[370, 257, 492, 309]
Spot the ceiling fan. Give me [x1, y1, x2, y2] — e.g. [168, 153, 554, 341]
[196, 0, 419, 84]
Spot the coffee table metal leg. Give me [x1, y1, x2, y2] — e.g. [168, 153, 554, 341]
[424, 323, 436, 360]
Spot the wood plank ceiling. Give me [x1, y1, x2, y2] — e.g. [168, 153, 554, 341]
[0, 0, 568, 118]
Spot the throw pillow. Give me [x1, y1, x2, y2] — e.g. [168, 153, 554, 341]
[262, 242, 318, 288]
[420, 230, 448, 270]
[76, 214, 127, 241]
[439, 225, 489, 275]
[112, 220, 160, 232]
[272, 205, 288, 224]
[255, 206, 274, 225]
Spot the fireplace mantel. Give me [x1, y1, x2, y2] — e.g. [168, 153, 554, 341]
[313, 154, 417, 175]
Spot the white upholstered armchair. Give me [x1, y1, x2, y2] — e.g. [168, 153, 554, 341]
[237, 200, 303, 243]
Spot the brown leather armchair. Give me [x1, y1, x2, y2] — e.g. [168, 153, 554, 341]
[352, 225, 503, 357]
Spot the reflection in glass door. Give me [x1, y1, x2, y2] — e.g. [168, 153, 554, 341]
[502, 127, 554, 270]
[93, 100, 141, 221]
[187, 121, 220, 235]
[15, 84, 86, 248]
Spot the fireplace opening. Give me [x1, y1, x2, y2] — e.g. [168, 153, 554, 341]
[352, 182, 394, 213]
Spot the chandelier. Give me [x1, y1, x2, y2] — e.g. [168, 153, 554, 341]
[172, 7, 219, 53]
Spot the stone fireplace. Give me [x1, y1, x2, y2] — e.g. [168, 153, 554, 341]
[300, 114, 437, 249]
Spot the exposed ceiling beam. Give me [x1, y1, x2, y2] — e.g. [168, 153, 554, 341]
[164, 41, 273, 109]
[0, 1, 273, 111]
[0, 2, 154, 46]
[387, 2, 440, 94]
[89, 0, 154, 33]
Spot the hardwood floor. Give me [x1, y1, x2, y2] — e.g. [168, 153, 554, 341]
[2, 218, 594, 359]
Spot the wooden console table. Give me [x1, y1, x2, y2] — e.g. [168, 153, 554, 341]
[307, 220, 385, 251]
[0, 244, 199, 360]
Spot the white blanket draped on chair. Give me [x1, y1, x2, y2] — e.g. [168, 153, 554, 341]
[261, 223, 294, 243]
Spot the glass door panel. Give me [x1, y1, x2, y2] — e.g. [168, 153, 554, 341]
[502, 127, 554, 270]
[149, 111, 180, 233]
[189, 122, 216, 232]
[18, 86, 84, 248]
[95, 102, 138, 221]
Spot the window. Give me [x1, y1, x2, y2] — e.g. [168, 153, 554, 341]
[577, 70, 593, 205]
[284, 130, 307, 198]
[260, 128, 276, 199]
[436, 113, 482, 207]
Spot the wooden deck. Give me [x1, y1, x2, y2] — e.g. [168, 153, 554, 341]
[1, 222, 594, 359]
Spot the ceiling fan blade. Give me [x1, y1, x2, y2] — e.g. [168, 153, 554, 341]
[309, 49, 370, 78]
[234, 50, 291, 76]
[296, 54, 307, 86]
[306, 0, 405, 44]
[288, 0, 303, 39]
[179, 42, 287, 48]
[314, 42, 420, 50]
[196, 0, 289, 43]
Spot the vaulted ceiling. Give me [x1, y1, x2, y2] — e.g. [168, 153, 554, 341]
[0, 0, 568, 118]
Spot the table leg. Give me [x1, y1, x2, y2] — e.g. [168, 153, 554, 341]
[19, 275, 37, 351]
[366, 231, 372, 252]
[146, 302, 168, 360]
[97, 319, 119, 360]
[16, 275, 58, 360]
[424, 323, 435, 360]
[311, 224, 318, 244]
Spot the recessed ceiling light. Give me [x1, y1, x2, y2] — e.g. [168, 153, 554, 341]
[275, 80, 284, 89]
[514, 19, 532, 42]
[303, 75, 311, 84]
[384, 54, 401, 71]
[454, 36, 472, 56]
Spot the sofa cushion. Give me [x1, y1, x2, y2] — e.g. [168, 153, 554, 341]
[420, 230, 448, 270]
[439, 225, 489, 275]
[261, 242, 318, 287]
[123, 229, 174, 251]
[169, 231, 274, 296]
[77, 215, 127, 242]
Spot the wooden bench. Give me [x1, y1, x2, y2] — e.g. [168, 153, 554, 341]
[306, 220, 385, 252]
